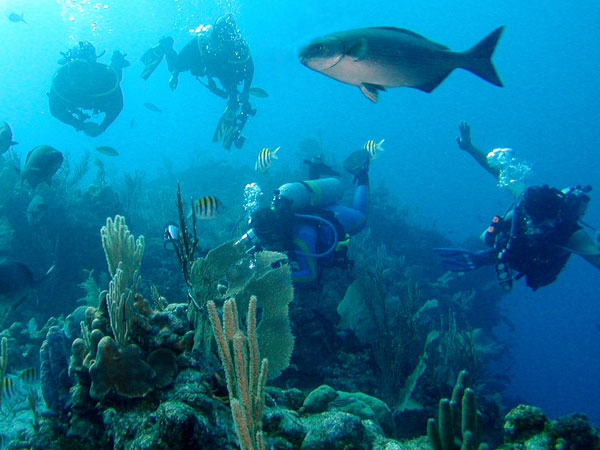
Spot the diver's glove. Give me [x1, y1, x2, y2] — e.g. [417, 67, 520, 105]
[159, 36, 174, 49]
[241, 100, 254, 115]
[433, 248, 497, 272]
[111, 51, 130, 69]
[343, 149, 370, 185]
[200, 77, 228, 98]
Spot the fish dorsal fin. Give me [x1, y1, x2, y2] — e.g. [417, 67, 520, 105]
[368, 27, 450, 50]
[25, 148, 36, 164]
[347, 38, 367, 59]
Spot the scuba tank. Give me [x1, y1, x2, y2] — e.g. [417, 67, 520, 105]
[275, 178, 344, 212]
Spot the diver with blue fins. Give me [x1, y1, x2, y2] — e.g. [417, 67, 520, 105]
[48, 41, 129, 137]
[435, 121, 600, 291]
[141, 14, 258, 150]
[236, 149, 370, 285]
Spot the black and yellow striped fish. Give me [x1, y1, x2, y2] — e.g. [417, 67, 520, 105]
[195, 196, 224, 220]
[19, 367, 39, 384]
[255, 146, 280, 173]
[2, 376, 18, 400]
[364, 139, 385, 161]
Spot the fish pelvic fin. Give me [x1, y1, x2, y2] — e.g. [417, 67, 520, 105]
[462, 26, 505, 87]
[359, 83, 385, 103]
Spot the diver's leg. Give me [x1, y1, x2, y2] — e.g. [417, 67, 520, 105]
[327, 185, 369, 236]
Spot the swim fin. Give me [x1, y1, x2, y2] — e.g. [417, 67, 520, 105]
[213, 105, 238, 146]
[140, 45, 165, 80]
[433, 248, 497, 272]
[343, 149, 370, 175]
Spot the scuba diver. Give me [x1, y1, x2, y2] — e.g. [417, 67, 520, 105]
[435, 121, 600, 291]
[141, 14, 259, 150]
[48, 41, 129, 137]
[236, 149, 370, 285]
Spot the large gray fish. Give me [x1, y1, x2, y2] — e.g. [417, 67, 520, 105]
[0, 122, 18, 154]
[21, 145, 64, 189]
[0, 262, 53, 310]
[299, 26, 504, 103]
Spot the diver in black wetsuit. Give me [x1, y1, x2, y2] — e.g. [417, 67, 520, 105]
[48, 41, 129, 137]
[141, 14, 256, 149]
[435, 121, 600, 291]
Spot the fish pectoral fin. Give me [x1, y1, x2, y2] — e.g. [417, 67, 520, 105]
[347, 38, 368, 59]
[359, 84, 385, 103]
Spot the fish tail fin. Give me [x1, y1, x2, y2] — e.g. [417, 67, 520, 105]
[377, 139, 385, 152]
[272, 146, 280, 158]
[462, 26, 504, 87]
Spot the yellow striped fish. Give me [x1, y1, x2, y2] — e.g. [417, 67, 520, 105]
[364, 139, 385, 161]
[195, 196, 224, 220]
[255, 146, 280, 173]
[19, 367, 39, 384]
[2, 376, 18, 400]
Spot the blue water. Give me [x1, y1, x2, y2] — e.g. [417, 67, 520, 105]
[1, 0, 599, 425]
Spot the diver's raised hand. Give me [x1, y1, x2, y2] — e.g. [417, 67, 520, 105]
[456, 121, 474, 151]
[169, 73, 179, 91]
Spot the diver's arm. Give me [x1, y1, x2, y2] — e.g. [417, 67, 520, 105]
[83, 90, 123, 137]
[567, 229, 600, 270]
[240, 54, 254, 105]
[168, 38, 196, 90]
[162, 37, 177, 72]
[457, 121, 500, 179]
[99, 90, 123, 132]
[48, 91, 85, 131]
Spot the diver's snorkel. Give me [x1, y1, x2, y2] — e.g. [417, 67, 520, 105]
[163, 222, 180, 251]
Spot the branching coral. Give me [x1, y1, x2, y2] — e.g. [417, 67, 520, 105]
[208, 296, 267, 450]
[100, 215, 144, 286]
[427, 370, 489, 450]
[106, 264, 137, 348]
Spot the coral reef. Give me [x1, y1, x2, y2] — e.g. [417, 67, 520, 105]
[39, 326, 72, 414]
[427, 370, 489, 450]
[208, 296, 268, 450]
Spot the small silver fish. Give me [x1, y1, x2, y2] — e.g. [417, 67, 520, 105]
[8, 13, 27, 24]
[248, 87, 269, 98]
[195, 196, 224, 220]
[143, 102, 162, 113]
[255, 146, 280, 173]
[95, 146, 119, 157]
[364, 139, 384, 161]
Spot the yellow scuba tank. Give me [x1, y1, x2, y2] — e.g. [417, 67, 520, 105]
[276, 178, 343, 212]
